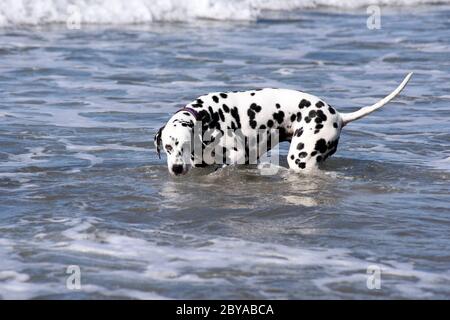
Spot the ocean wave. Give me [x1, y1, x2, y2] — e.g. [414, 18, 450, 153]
[4, 219, 446, 299]
[0, 0, 449, 27]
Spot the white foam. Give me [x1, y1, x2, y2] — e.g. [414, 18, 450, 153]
[0, 0, 449, 27]
[73, 152, 104, 167]
[0, 147, 49, 170]
[62, 140, 148, 153]
[54, 221, 450, 298]
[1, 219, 450, 299]
[0, 239, 36, 299]
[430, 156, 450, 171]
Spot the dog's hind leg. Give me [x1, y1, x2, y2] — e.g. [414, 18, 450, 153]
[287, 120, 341, 173]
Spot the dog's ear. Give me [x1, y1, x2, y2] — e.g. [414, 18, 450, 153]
[154, 126, 165, 159]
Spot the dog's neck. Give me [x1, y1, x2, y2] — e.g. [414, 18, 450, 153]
[175, 107, 200, 121]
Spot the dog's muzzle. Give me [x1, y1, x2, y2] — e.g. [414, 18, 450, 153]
[171, 164, 185, 176]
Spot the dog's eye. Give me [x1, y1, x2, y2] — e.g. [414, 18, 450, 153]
[165, 144, 173, 152]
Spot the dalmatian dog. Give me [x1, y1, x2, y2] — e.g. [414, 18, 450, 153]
[155, 73, 412, 176]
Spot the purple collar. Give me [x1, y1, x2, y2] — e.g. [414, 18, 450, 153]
[175, 107, 200, 121]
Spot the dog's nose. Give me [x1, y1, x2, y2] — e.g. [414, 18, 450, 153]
[172, 164, 184, 175]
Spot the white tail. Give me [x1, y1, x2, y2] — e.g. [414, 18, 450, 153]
[341, 72, 413, 126]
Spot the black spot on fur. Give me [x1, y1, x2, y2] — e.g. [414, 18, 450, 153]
[298, 152, 307, 158]
[328, 106, 336, 114]
[298, 99, 311, 109]
[199, 110, 211, 123]
[273, 111, 285, 124]
[212, 95, 219, 103]
[314, 123, 323, 134]
[294, 128, 303, 137]
[316, 155, 323, 162]
[276, 103, 281, 109]
[295, 159, 300, 165]
[222, 104, 230, 113]
[316, 101, 324, 108]
[208, 106, 221, 130]
[305, 117, 311, 123]
[297, 143, 304, 150]
[311, 151, 318, 156]
[220, 93, 228, 99]
[290, 114, 296, 122]
[290, 155, 295, 160]
[333, 122, 338, 128]
[260, 124, 266, 129]
[325, 139, 339, 159]
[250, 92, 255, 96]
[192, 99, 204, 108]
[267, 119, 274, 128]
[317, 109, 327, 121]
[308, 110, 317, 118]
[250, 103, 262, 112]
[296, 112, 302, 122]
[247, 106, 258, 129]
[230, 107, 241, 128]
[328, 139, 339, 149]
[314, 139, 327, 153]
[218, 109, 225, 122]
[299, 162, 306, 169]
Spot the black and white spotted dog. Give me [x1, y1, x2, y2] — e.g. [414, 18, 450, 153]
[155, 73, 412, 176]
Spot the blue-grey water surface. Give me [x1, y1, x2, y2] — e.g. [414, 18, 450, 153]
[0, 6, 449, 299]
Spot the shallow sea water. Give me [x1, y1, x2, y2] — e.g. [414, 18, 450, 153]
[0, 5, 450, 299]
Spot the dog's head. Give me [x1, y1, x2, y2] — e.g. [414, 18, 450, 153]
[154, 113, 197, 176]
